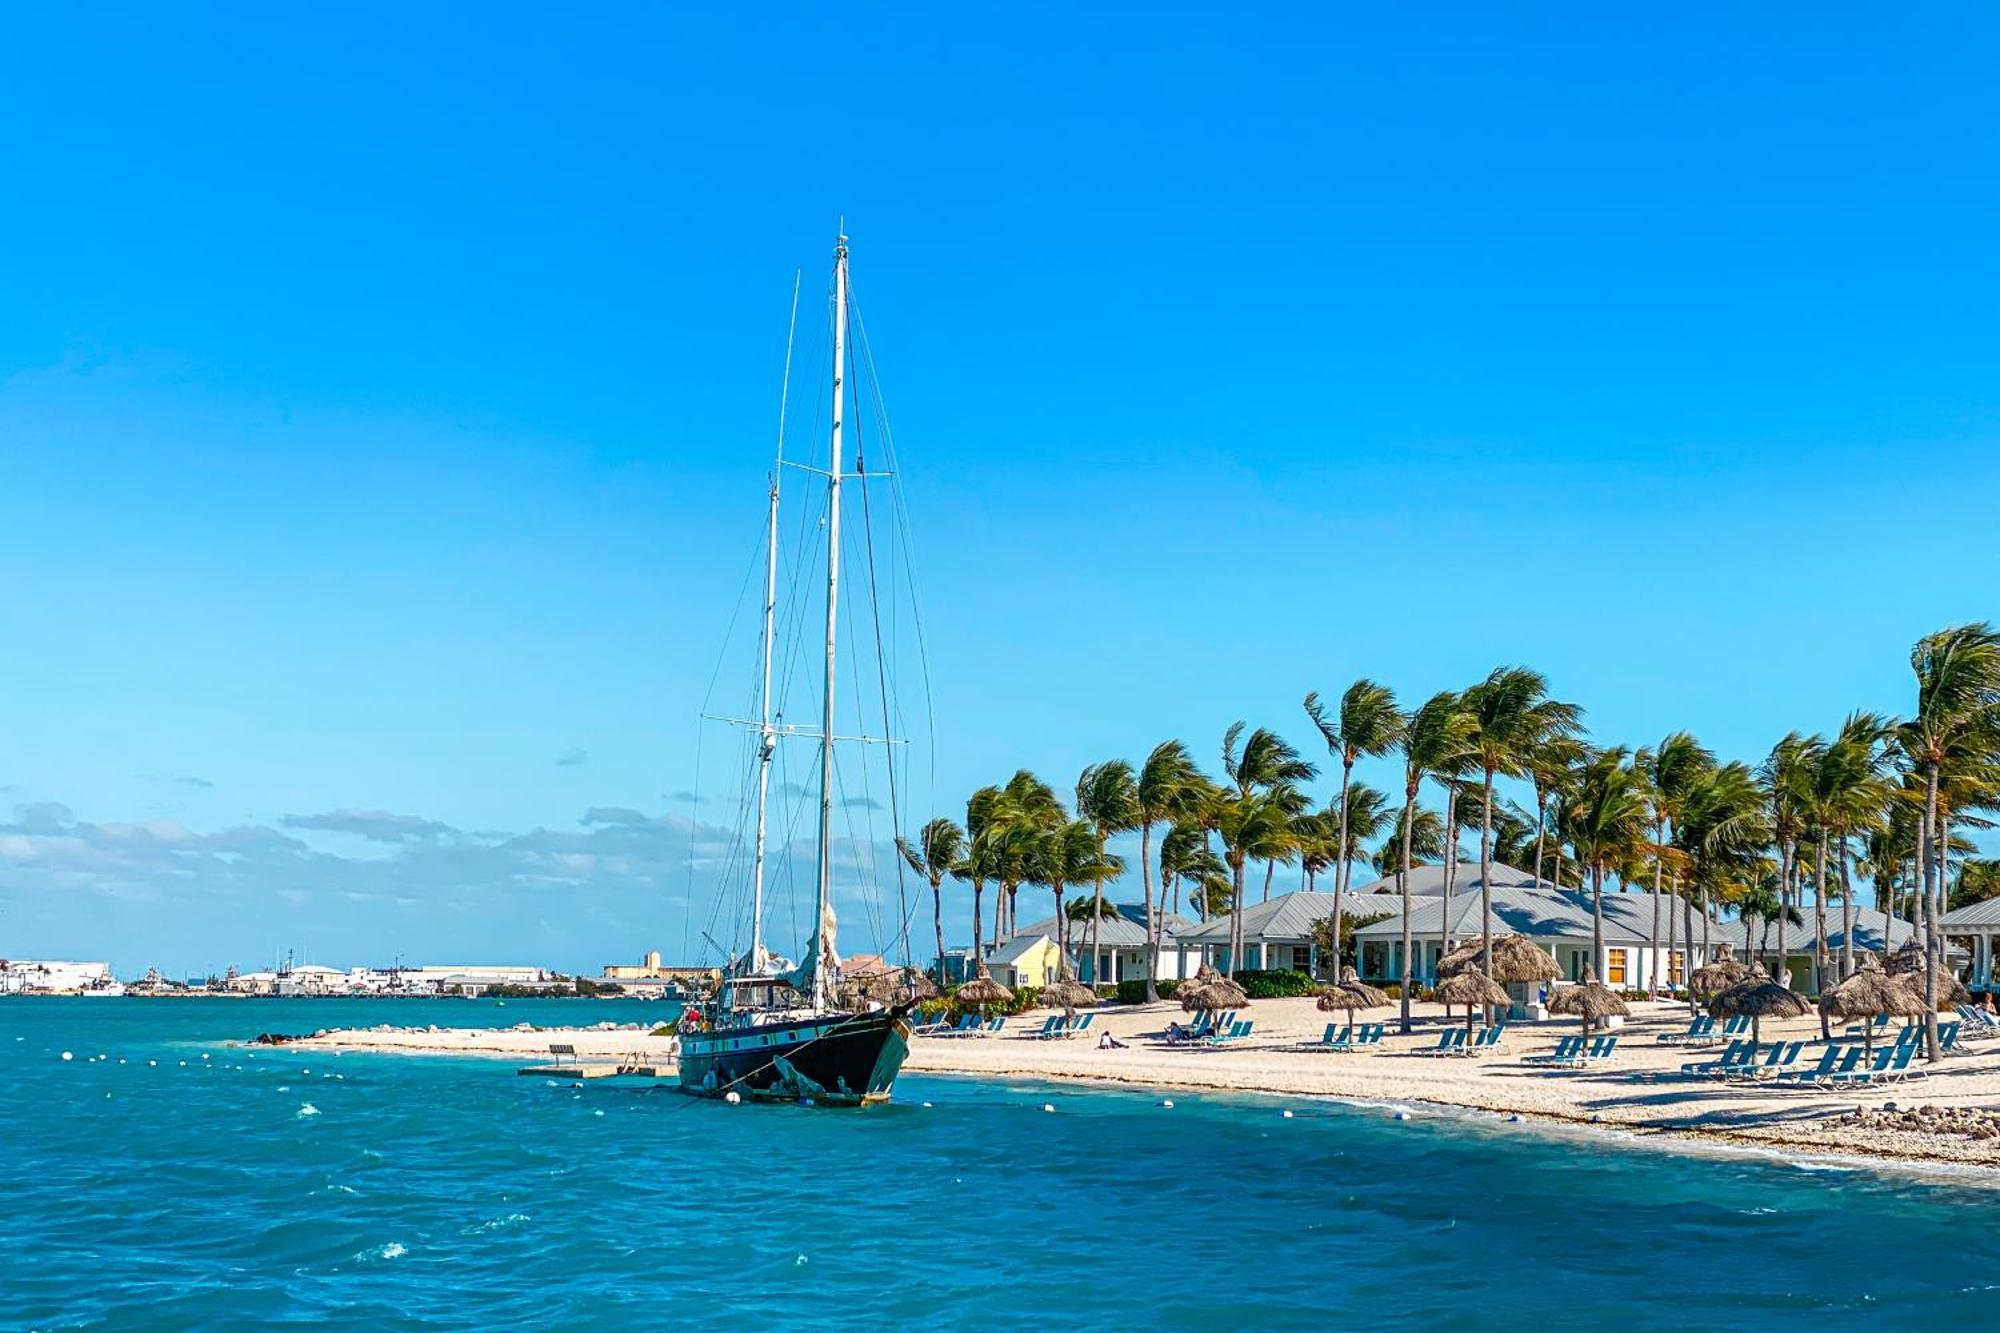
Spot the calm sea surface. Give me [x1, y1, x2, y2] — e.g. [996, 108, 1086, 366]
[6, 997, 2000, 1330]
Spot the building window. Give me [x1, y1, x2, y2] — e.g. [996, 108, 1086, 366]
[1606, 949, 1628, 986]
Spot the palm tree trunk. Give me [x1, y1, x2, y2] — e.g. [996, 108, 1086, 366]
[1813, 829, 1830, 996]
[1922, 764, 1942, 1061]
[1336, 756, 1354, 895]
[1648, 816, 1665, 1000]
[1838, 835, 1855, 979]
[1139, 820, 1160, 1003]
[932, 876, 948, 990]
[1776, 839, 1792, 989]
[1398, 785, 1417, 1033]
[1665, 866, 1678, 1002]
[1532, 792, 1548, 886]
[971, 876, 986, 974]
[1591, 864, 1605, 980]
[1262, 858, 1275, 904]
[1228, 859, 1247, 978]
[1479, 769, 1496, 981]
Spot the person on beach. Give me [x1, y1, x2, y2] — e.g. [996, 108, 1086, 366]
[1097, 1031, 1128, 1049]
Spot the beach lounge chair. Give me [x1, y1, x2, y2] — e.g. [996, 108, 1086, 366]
[1032, 1015, 1065, 1040]
[1526, 1036, 1584, 1066]
[1299, 1023, 1352, 1052]
[1938, 1021, 1962, 1052]
[982, 1016, 1006, 1036]
[1206, 1020, 1254, 1046]
[1810, 1046, 1866, 1087]
[1416, 1028, 1468, 1056]
[1464, 1025, 1507, 1055]
[1680, 1039, 1752, 1077]
[1718, 1016, 1751, 1040]
[1656, 1016, 1716, 1046]
[1060, 1013, 1096, 1040]
[1726, 1041, 1802, 1083]
[1581, 1035, 1620, 1065]
[1842, 1014, 1890, 1039]
[1776, 1046, 1846, 1086]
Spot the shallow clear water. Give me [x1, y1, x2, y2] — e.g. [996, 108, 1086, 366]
[7, 998, 2000, 1329]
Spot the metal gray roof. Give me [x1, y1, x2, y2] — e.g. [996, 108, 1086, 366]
[1940, 898, 2000, 929]
[1010, 904, 1195, 950]
[1178, 890, 1349, 945]
[1347, 887, 1719, 946]
[1730, 908, 1918, 954]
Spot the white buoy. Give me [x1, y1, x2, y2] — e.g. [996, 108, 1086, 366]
[593, 1109, 605, 1117]
[724, 1091, 742, 1105]
[148, 1060, 157, 1067]
[921, 1101, 933, 1108]
[201, 1053, 209, 1060]
[1282, 1109, 1294, 1119]
[1394, 1110, 1411, 1121]
[60, 1051, 73, 1062]
[1160, 1099, 1174, 1109]
[1042, 1103, 1055, 1113]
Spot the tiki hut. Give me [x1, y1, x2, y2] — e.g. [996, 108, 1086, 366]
[1315, 967, 1390, 1033]
[1707, 973, 1809, 1052]
[1817, 959, 1925, 1056]
[1337, 966, 1392, 1009]
[1180, 975, 1251, 1013]
[1689, 945, 1751, 1003]
[1885, 940, 1970, 1007]
[1041, 977, 1098, 1013]
[1547, 969, 1630, 1041]
[1432, 971, 1509, 1037]
[1436, 934, 1563, 986]
[955, 964, 1014, 1011]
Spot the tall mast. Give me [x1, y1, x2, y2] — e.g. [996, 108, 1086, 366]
[813, 232, 849, 1012]
[747, 473, 778, 974]
[747, 272, 801, 978]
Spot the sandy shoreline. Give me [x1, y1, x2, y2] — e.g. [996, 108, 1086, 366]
[268, 997, 2000, 1173]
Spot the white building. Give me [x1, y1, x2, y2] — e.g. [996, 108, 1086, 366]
[0, 960, 115, 994]
[1003, 905, 1198, 985]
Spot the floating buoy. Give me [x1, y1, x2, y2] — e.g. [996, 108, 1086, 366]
[593, 1109, 605, 1117]
[1282, 1109, 1294, 1119]
[1160, 1099, 1175, 1109]
[724, 1091, 742, 1105]
[59, 1051, 73, 1062]
[1394, 1110, 1411, 1121]
[201, 1053, 209, 1060]
[148, 1060, 157, 1067]
[921, 1101, 933, 1108]
[1042, 1103, 1055, 1113]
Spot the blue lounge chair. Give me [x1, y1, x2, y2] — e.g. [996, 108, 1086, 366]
[1526, 1036, 1584, 1066]
[1726, 1041, 1802, 1083]
[982, 1016, 1006, 1036]
[1681, 1039, 1752, 1077]
[1463, 1025, 1507, 1055]
[1776, 1046, 1846, 1086]
[1718, 1016, 1752, 1040]
[1581, 1035, 1620, 1065]
[1298, 1023, 1351, 1052]
[1416, 1028, 1469, 1056]
[1208, 1020, 1254, 1045]
[1058, 1013, 1095, 1039]
[1657, 1016, 1717, 1046]
[1032, 1015, 1065, 1040]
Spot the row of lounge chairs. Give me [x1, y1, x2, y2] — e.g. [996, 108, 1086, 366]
[1680, 1037, 1932, 1087]
[913, 1014, 1007, 1038]
[1413, 1026, 1508, 1057]
[1525, 1035, 1620, 1068]
[1032, 1013, 1096, 1041]
[1655, 1015, 1751, 1047]
[1957, 1005, 2000, 1037]
[1297, 1023, 1386, 1053]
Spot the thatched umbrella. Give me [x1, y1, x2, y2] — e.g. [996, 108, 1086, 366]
[955, 964, 1013, 1012]
[1432, 971, 1509, 1037]
[1885, 940, 1970, 1007]
[1179, 975, 1250, 1013]
[1315, 967, 1388, 1035]
[1707, 973, 1808, 1053]
[1041, 977, 1097, 1013]
[1817, 958, 1925, 1057]
[1547, 969, 1630, 1042]
[1689, 944, 1751, 1003]
[1436, 934, 1562, 986]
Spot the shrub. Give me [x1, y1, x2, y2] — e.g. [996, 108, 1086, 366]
[1114, 978, 1183, 1005]
[1381, 982, 1433, 1002]
[1230, 968, 1318, 999]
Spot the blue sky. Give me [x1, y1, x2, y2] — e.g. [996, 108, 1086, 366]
[1, 5, 1994, 974]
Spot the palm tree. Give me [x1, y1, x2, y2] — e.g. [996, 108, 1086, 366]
[1075, 760, 1140, 985]
[990, 769, 1062, 939]
[1903, 623, 2000, 1058]
[1372, 804, 1446, 872]
[962, 784, 1003, 971]
[896, 818, 966, 989]
[1304, 680, 1406, 896]
[1562, 747, 1649, 979]
[1759, 732, 1821, 992]
[1637, 732, 1715, 1000]
[1161, 821, 1229, 922]
[1523, 733, 1587, 889]
[1213, 789, 1293, 977]
[1675, 760, 1770, 991]
[1024, 817, 1117, 977]
[1463, 667, 1581, 985]
[1219, 723, 1316, 970]
[1132, 741, 1208, 1000]
[1812, 712, 1897, 981]
[1392, 692, 1477, 1029]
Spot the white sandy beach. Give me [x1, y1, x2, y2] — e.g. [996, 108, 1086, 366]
[274, 999, 2000, 1170]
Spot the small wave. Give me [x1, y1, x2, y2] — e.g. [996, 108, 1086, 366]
[468, 1213, 530, 1234]
[357, 1242, 407, 1262]
[319, 1183, 358, 1195]
[298, 1103, 320, 1118]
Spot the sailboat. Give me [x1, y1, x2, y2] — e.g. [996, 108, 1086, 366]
[675, 232, 914, 1106]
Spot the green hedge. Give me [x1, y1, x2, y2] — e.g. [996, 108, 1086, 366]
[1230, 968, 1319, 998]
[1113, 978, 1183, 1005]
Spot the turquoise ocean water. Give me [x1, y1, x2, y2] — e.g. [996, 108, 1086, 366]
[6, 997, 2000, 1330]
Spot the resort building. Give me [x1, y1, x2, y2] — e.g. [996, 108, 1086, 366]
[1005, 905, 1198, 985]
[984, 934, 1068, 990]
[1348, 861, 1562, 899]
[1730, 909, 1929, 992]
[1940, 899, 2000, 991]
